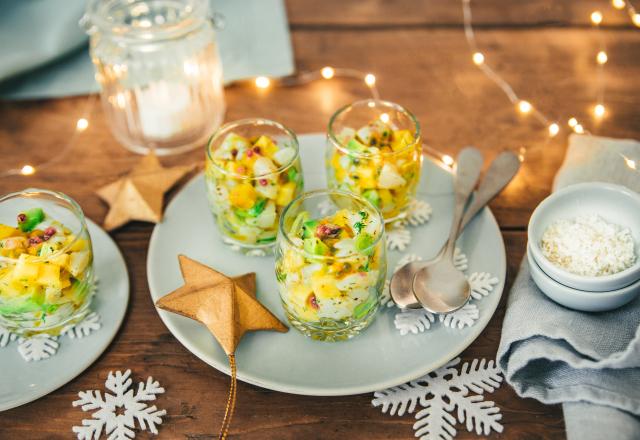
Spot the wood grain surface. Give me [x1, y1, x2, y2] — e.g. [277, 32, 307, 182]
[1, 0, 639, 438]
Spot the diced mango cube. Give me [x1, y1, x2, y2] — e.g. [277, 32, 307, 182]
[253, 135, 278, 157]
[0, 224, 18, 240]
[38, 264, 61, 288]
[379, 189, 393, 207]
[391, 130, 415, 151]
[356, 166, 377, 189]
[49, 252, 70, 268]
[311, 273, 342, 300]
[229, 183, 257, 209]
[69, 238, 88, 252]
[13, 254, 40, 282]
[276, 182, 297, 207]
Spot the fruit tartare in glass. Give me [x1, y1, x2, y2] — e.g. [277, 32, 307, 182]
[275, 190, 386, 341]
[206, 118, 304, 253]
[0, 189, 94, 335]
[326, 99, 422, 223]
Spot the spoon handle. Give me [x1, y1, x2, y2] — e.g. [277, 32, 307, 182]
[442, 147, 484, 260]
[459, 150, 521, 231]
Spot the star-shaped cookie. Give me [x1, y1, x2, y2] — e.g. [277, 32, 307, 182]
[155, 255, 288, 355]
[96, 152, 193, 230]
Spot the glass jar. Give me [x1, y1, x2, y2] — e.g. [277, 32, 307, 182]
[206, 119, 304, 254]
[0, 189, 95, 335]
[275, 190, 386, 341]
[326, 99, 422, 223]
[83, 0, 225, 155]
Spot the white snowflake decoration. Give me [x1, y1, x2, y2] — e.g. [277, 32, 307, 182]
[73, 370, 166, 440]
[387, 225, 411, 251]
[438, 304, 479, 329]
[406, 200, 433, 226]
[394, 308, 435, 335]
[468, 273, 499, 300]
[18, 334, 59, 361]
[0, 311, 102, 362]
[372, 357, 503, 440]
[394, 253, 423, 273]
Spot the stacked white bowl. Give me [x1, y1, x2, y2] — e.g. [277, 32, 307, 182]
[527, 183, 640, 312]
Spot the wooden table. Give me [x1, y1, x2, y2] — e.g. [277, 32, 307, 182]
[1, 1, 639, 438]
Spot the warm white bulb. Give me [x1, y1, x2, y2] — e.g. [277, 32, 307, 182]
[548, 123, 560, 137]
[255, 76, 271, 89]
[76, 118, 89, 131]
[597, 51, 608, 64]
[364, 73, 376, 86]
[518, 100, 532, 114]
[380, 113, 390, 123]
[472, 52, 485, 65]
[624, 156, 637, 170]
[21, 165, 35, 176]
[568, 117, 578, 127]
[591, 11, 603, 25]
[594, 103, 606, 118]
[321, 66, 335, 79]
[574, 124, 585, 134]
[612, 0, 625, 9]
[442, 155, 454, 166]
[633, 14, 640, 27]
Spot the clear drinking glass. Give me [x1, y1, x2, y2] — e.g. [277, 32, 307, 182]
[0, 189, 95, 335]
[326, 99, 422, 223]
[205, 119, 304, 254]
[275, 190, 386, 341]
[83, 0, 225, 155]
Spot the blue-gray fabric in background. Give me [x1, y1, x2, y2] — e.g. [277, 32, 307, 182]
[0, 0, 294, 100]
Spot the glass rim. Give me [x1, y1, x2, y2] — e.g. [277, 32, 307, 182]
[83, 0, 209, 41]
[327, 99, 422, 159]
[278, 189, 385, 260]
[0, 188, 89, 264]
[206, 118, 300, 180]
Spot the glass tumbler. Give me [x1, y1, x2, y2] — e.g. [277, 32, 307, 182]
[326, 99, 422, 223]
[83, 0, 225, 155]
[205, 119, 304, 254]
[275, 190, 387, 341]
[0, 189, 95, 335]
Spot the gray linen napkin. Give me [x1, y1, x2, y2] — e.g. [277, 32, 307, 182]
[497, 134, 640, 440]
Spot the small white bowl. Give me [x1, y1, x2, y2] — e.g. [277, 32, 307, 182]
[528, 182, 640, 292]
[527, 245, 640, 312]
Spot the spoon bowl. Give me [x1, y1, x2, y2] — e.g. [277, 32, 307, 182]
[412, 258, 471, 313]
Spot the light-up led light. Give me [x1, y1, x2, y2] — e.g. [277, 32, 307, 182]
[380, 113, 390, 123]
[442, 155, 454, 166]
[76, 118, 89, 131]
[321, 66, 335, 79]
[364, 73, 376, 86]
[590, 11, 603, 25]
[472, 52, 485, 65]
[255, 76, 270, 89]
[518, 100, 532, 114]
[612, 0, 625, 9]
[548, 123, 560, 137]
[574, 124, 585, 134]
[633, 14, 640, 27]
[568, 117, 578, 127]
[594, 103, 606, 118]
[623, 156, 637, 170]
[597, 51, 608, 65]
[21, 165, 35, 176]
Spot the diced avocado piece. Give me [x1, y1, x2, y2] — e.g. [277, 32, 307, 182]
[362, 190, 380, 207]
[303, 237, 329, 256]
[287, 167, 298, 183]
[234, 209, 249, 219]
[256, 235, 276, 244]
[302, 220, 319, 238]
[355, 233, 374, 254]
[247, 198, 267, 217]
[290, 211, 309, 237]
[346, 138, 367, 153]
[18, 208, 45, 232]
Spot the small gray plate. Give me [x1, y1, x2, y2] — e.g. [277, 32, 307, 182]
[147, 134, 506, 396]
[0, 220, 130, 411]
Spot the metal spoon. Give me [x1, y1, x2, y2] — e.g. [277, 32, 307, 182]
[390, 150, 521, 309]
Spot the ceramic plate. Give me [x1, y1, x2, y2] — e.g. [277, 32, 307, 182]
[0, 220, 129, 411]
[147, 134, 506, 396]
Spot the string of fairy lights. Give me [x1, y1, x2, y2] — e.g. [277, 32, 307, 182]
[4, 0, 638, 178]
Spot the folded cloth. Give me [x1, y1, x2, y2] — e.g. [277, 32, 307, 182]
[0, 0, 294, 100]
[497, 134, 640, 440]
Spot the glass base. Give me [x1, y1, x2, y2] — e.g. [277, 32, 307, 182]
[284, 306, 379, 342]
[221, 236, 275, 256]
[0, 298, 93, 337]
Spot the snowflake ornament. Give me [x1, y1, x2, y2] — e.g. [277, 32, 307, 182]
[394, 253, 423, 273]
[373, 357, 503, 440]
[387, 225, 411, 251]
[394, 308, 435, 335]
[468, 273, 499, 300]
[406, 200, 433, 226]
[453, 248, 468, 272]
[73, 370, 166, 440]
[0, 311, 101, 362]
[438, 304, 479, 329]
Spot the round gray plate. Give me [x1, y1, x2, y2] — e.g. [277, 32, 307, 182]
[147, 134, 505, 396]
[0, 220, 130, 411]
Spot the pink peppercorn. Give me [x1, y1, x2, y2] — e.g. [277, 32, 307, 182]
[44, 227, 56, 236]
[230, 148, 238, 158]
[246, 149, 254, 158]
[259, 179, 268, 186]
[236, 166, 246, 174]
[253, 146, 261, 155]
[29, 236, 43, 246]
[17, 213, 26, 223]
